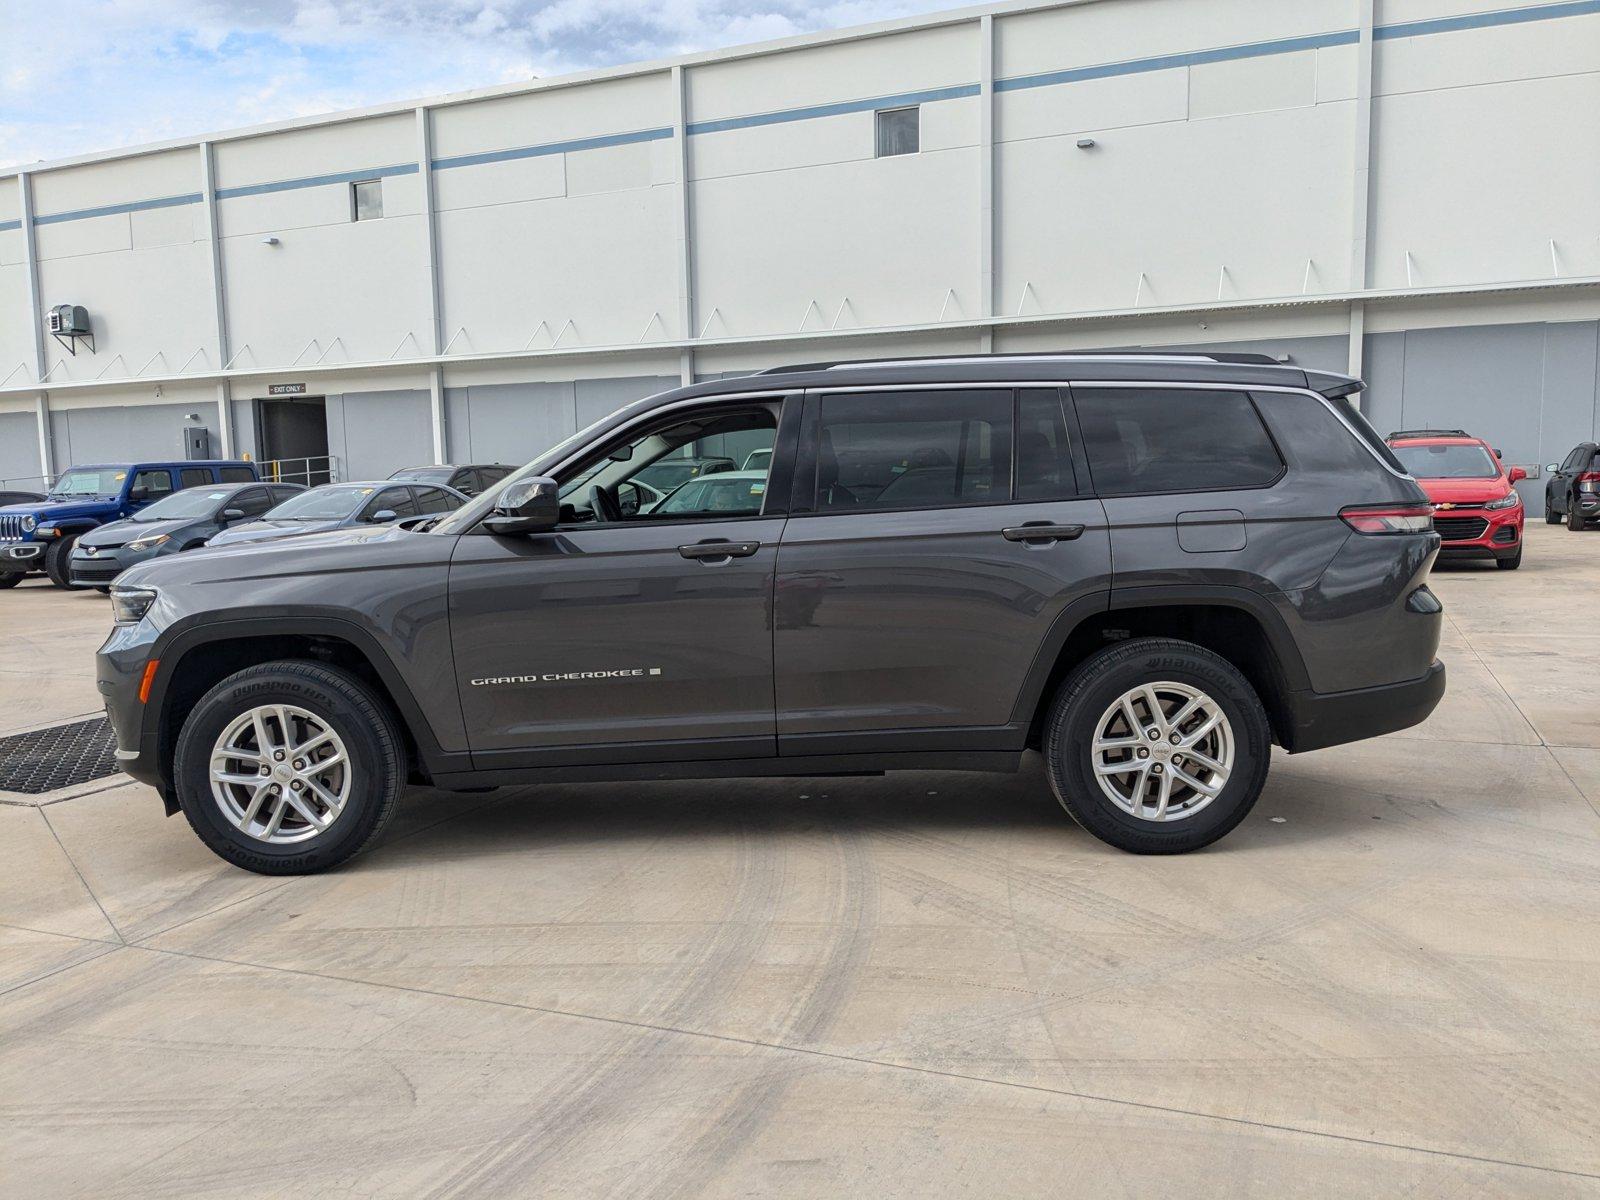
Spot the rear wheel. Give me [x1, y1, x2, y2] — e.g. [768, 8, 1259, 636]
[44, 536, 79, 588]
[1042, 638, 1272, 854]
[173, 661, 406, 874]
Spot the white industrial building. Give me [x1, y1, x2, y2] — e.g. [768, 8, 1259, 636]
[1, 0, 1597, 490]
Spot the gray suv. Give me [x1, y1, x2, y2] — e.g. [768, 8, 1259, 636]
[97, 353, 1445, 874]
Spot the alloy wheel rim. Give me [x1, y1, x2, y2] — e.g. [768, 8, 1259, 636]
[209, 704, 351, 844]
[1091, 682, 1234, 822]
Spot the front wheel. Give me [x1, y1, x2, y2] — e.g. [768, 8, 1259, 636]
[0, 572, 20, 589]
[44, 536, 79, 588]
[1043, 638, 1272, 854]
[1568, 500, 1586, 532]
[1545, 495, 1561, 524]
[172, 661, 406, 874]
[1495, 546, 1523, 570]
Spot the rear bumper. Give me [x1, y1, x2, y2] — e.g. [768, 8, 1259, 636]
[1282, 659, 1446, 753]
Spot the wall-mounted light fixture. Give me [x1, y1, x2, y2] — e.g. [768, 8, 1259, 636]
[1075, 138, 1097, 150]
[261, 236, 281, 246]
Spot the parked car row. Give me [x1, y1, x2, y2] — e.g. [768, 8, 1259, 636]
[0, 461, 508, 590]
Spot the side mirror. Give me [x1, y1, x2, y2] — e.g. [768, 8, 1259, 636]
[371, 509, 399, 524]
[1508, 466, 1527, 484]
[1546, 463, 1560, 474]
[221, 507, 246, 521]
[1493, 448, 1503, 459]
[615, 480, 646, 518]
[484, 476, 561, 536]
[128, 487, 149, 503]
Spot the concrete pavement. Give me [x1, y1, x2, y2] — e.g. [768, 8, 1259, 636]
[3, 522, 1598, 1197]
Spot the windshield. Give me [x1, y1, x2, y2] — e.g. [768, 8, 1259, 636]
[390, 468, 452, 484]
[49, 468, 127, 498]
[1392, 443, 1499, 480]
[635, 459, 730, 492]
[655, 474, 767, 516]
[133, 489, 229, 521]
[262, 485, 373, 521]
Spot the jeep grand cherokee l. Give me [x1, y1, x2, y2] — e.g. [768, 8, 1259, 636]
[97, 353, 1445, 874]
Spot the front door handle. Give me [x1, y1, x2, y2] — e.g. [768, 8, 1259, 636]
[1001, 522, 1085, 545]
[678, 539, 761, 562]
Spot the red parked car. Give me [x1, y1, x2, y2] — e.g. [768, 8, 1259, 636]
[1387, 429, 1526, 570]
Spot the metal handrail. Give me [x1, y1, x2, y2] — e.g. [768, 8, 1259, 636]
[258, 455, 340, 487]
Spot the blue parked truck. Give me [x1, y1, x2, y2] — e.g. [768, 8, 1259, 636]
[0, 461, 259, 589]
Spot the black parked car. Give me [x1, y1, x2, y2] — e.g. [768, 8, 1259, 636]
[0, 489, 44, 508]
[1544, 442, 1599, 530]
[69, 481, 306, 589]
[207, 480, 467, 547]
[99, 352, 1444, 874]
[387, 463, 513, 497]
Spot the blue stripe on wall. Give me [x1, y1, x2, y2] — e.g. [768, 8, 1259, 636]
[32, 192, 202, 225]
[995, 29, 1360, 93]
[215, 161, 417, 200]
[0, 219, 20, 232]
[1376, 0, 1600, 40]
[686, 83, 981, 136]
[21, 1, 1599, 224]
[432, 126, 672, 171]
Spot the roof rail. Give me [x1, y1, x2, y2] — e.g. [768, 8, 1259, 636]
[755, 349, 1285, 375]
[1386, 428, 1471, 440]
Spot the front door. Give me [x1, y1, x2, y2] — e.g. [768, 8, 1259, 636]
[449, 398, 791, 768]
[773, 388, 1112, 752]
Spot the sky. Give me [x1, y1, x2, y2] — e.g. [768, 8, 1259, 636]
[0, 0, 969, 170]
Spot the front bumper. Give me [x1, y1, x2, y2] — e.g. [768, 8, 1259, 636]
[96, 620, 168, 801]
[70, 543, 161, 585]
[1283, 659, 1447, 753]
[1432, 505, 1523, 560]
[0, 541, 44, 568]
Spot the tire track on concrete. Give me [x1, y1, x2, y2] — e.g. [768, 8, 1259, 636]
[422, 813, 787, 1199]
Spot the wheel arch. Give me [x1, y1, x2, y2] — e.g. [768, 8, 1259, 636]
[1013, 587, 1308, 749]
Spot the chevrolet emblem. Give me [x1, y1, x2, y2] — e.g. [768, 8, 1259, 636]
[1433, 503, 1456, 511]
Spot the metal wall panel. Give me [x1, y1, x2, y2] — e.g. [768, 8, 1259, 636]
[47, 402, 213, 467]
[325, 389, 433, 480]
[0, 411, 41, 486]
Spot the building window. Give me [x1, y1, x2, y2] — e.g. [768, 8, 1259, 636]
[352, 179, 383, 221]
[875, 106, 919, 158]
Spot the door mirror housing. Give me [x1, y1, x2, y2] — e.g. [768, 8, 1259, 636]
[1507, 466, 1527, 485]
[370, 509, 398, 524]
[220, 507, 246, 521]
[1546, 463, 1560, 473]
[484, 476, 561, 536]
[128, 487, 149, 503]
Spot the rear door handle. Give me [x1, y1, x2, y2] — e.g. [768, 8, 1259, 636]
[1001, 523, 1085, 545]
[678, 539, 761, 561]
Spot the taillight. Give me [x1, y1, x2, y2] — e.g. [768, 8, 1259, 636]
[1339, 503, 1434, 535]
[1579, 472, 1600, 493]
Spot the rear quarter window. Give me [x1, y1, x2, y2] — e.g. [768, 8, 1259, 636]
[1073, 388, 1283, 495]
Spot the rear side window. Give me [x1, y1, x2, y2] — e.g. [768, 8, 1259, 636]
[1334, 398, 1406, 473]
[414, 486, 459, 514]
[1016, 391, 1077, 500]
[1074, 388, 1282, 495]
[232, 488, 275, 518]
[814, 390, 1012, 510]
[220, 466, 255, 483]
[180, 467, 212, 488]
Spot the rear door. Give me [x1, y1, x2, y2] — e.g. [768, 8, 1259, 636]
[772, 387, 1111, 753]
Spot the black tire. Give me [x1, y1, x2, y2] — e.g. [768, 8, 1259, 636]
[1545, 494, 1561, 524]
[0, 572, 20, 589]
[1568, 499, 1585, 531]
[1042, 638, 1272, 855]
[173, 661, 406, 875]
[95, 586, 112, 594]
[44, 536, 79, 588]
[1495, 546, 1523, 570]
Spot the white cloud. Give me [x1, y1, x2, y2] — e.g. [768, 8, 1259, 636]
[0, 0, 967, 168]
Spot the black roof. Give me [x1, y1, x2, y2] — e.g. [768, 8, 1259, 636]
[675, 352, 1362, 400]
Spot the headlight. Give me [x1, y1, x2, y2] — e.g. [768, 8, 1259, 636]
[1484, 492, 1521, 510]
[20, 515, 36, 533]
[109, 584, 159, 626]
[127, 533, 170, 552]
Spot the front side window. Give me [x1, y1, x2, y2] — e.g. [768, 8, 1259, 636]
[361, 487, 417, 521]
[231, 488, 275, 518]
[131, 469, 174, 499]
[814, 390, 1012, 510]
[1390, 442, 1499, 480]
[352, 179, 383, 221]
[1075, 388, 1282, 496]
[876, 106, 919, 157]
[556, 406, 778, 525]
[415, 486, 460, 514]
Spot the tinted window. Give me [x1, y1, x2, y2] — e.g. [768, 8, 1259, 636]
[131, 469, 174, 499]
[876, 106, 919, 157]
[415, 486, 459, 514]
[231, 488, 275, 518]
[479, 465, 511, 487]
[1075, 389, 1282, 495]
[1016, 391, 1077, 500]
[1333, 398, 1406, 474]
[362, 488, 417, 520]
[220, 466, 255, 483]
[179, 467, 213, 489]
[815, 391, 1012, 510]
